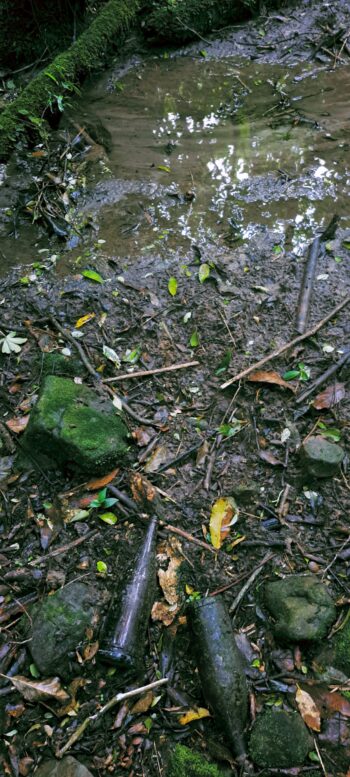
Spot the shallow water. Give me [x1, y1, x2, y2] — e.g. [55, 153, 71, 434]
[72, 54, 350, 260]
[2, 39, 350, 271]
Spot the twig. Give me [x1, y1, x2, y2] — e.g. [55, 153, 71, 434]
[175, 15, 210, 44]
[221, 295, 350, 389]
[28, 530, 98, 566]
[103, 360, 199, 383]
[296, 348, 350, 404]
[229, 553, 273, 614]
[56, 677, 168, 758]
[313, 739, 327, 777]
[296, 215, 339, 333]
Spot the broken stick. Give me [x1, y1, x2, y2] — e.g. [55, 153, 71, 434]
[103, 360, 199, 382]
[221, 295, 350, 389]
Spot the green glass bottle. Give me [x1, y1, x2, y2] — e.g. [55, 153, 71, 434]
[98, 516, 157, 677]
[188, 595, 248, 761]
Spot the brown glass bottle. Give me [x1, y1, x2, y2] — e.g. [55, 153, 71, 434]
[188, 595, 248, 760]
[98, 516, 157, 677]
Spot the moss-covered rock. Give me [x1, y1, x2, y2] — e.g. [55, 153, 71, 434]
[264, 575, 336, 642]
[0, 0, 139, 159]
[23, 375, 128, 474]
[143, 0, 252, 44]
[249, 709, 312, 767]
[168, 745, 222, 777]
[30, 583, 99, 675]
[42, 352, 87, 378]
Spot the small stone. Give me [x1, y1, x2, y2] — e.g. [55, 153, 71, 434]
[34, 756, 93, 777]
[300, 435, 344, 478]
[23, 376, 128, 474]
[30, 582, 99, 676]
[249, 709, 312, 767]
[264, 575, 336, 642]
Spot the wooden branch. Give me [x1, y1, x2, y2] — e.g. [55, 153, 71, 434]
[103, 360, 199, 383]
[221, 295, 350, 389]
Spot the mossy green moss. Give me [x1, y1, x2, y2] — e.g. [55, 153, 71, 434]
[143, 0, 254, 43]
[0, 0, 139, 159]
[249, 709, 312, 768]
[23, 375, 129, 474]
[168, 745, 222, 777]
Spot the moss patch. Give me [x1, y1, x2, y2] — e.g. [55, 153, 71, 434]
[143, 0, 250, 43]
[0, 0, 139, 160]
[168, 745, 222, 777]
[23, 375, 129, 474]
[249, 709, 312, 768]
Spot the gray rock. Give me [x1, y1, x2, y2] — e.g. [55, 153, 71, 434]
[231, 479, 260, 504]
[34, 756, 93, 777]
[249, 709, 312, 767]
[23, 375, 128, 474]
[300, 435, 344, 478]
[30, 583, 98, 675]
[264, 575, 336, 642]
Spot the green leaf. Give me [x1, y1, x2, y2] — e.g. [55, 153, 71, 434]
[0, 331, 28, 354]
[215, 350, 231, 375]
[123, 346, 141, 364]
[99, 512, 118, 525]
[217, 420, 243, 437]
[190, 331, 199, 348]
[273, 244, 282, 254]
[144, 717, 153, 732]
[103, 497, 118, 508]
[96, 560, 107, 574]
[334, 256, 342, 263]
[283, 369, 300, 381]
[308, 752, 320, 763]
[198, 263, 210, 283]
[29, 663, 40, 678]
[157, 165, 171, 173]
[103, 344, 121, 368]
[82, 269, 104, 283]
[199, 49, 207, 57]
[342, 240, 350, 250]
[168, 277, 178, 296]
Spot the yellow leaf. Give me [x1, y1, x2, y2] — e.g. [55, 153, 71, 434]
[295, 686, 321, 731]
[209, 497, 239, 549]
[185, 584, 194, 595]
[75, 313, 95, 328]
[179, 707, 210, 725]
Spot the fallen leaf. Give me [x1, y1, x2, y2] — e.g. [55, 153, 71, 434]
[259, 450, 284, 467]
[87, 469, 119, 490]
[57, 677, 87, 717]
[296, 686, 321, 731]
[8, 676, 69, 703]
[198, 263, 210, 283]
[5, 416, 29, 434]
[144, 445, 169, 473]
[130, 472, 158, 507]
[131, 691, 153, 714]
[82, 269, 104, 284]
[158, 541, 183, 605]
[179, 707, 210, 725]
[132, 428, 154, 447]
[313, 383, 345, 410]
[168, 277, 178, 297]
[248, 370, 296, 392]
[75, 313, 95, 328]
[321, 690, 350, 718]
[151, 600, 178, 626]
[5, 703, 25, 718]
[0, 332, 27, 354]
[83, 641, 99, 662]
[209, 496, 238, 550]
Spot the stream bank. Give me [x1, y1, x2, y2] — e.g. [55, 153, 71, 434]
[1, 2, 350, 775]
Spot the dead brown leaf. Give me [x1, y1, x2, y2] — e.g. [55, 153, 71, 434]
[144, 445, 169, 473]
[248, 370, 296, 392]
[86, 469, 119, 491]
[131, 690, 153, 714]
[151, 600, 178, 626]
[259, 450, 284, 467]
[132, 428, 154, 447]
[8, 675, 69, 703]
[130, 472, 158, 507]
[5, 416, 30, 434]
[57, 677, 87, 717]
[83, 641, 99, 662]
[313, 382, 345, 410]
[296, 686, 321, 731]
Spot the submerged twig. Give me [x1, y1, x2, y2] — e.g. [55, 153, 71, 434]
[221, 295, 350, 389]
[56, 677, 168, 758]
